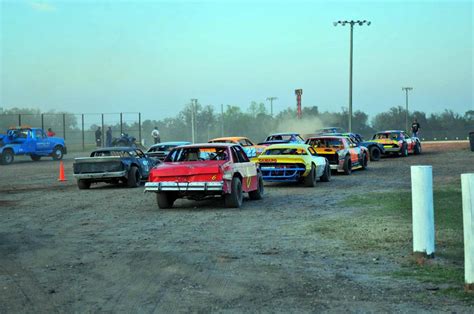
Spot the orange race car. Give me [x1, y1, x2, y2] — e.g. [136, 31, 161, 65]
[305, 135, 369, 175]
[208, 136, 265, 159]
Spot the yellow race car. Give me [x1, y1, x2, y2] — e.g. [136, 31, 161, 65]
[256, 143, 331, 187]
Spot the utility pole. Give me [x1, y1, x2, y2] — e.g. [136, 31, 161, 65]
[221, 104, 224, 136]
[402, 87, 413, 132]
[334, 19, 371, 132]
[190, 98, 197, 143]
[266, 97, 278, 117]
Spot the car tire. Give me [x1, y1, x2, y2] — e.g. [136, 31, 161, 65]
[361, 153, 368, 170]
[1, 149, 14, 165]
[225, 176, 243, 208]
[156, 192, 175, 209]
[51, 146, 64, 160]
[343, 155, 352, 175]
[126, 166, 141, 188]
[77, 179, 91, 189]
[249, 174, 264, 200]
[320, 162, 331, 182]
[304, 164, 317, 187]
[30, 154, 41, 161]
[414, 142, 421, 155]
[369, 146, 381, 161]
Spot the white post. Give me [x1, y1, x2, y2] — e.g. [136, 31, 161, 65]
[411, 166, 435, 257]
[461, 173, 474, 291]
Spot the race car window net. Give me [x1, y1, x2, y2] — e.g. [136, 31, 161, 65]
[374, 133, 401, 140]
[165, 147, 229, 162]
[263, 148, 308, 156]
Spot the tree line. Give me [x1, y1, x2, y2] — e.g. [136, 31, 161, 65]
[1, 105, 473, 145]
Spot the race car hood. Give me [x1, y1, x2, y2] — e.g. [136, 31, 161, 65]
[150, 160, 226, 178]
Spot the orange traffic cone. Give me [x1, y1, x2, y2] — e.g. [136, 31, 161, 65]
[58, 161, 67, 182]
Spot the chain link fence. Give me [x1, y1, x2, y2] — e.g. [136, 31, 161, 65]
[0, 112, 142, 152]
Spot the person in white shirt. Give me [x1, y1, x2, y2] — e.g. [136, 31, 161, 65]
[151, 126, 160, 144]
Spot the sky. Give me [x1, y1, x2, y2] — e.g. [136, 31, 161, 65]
[0, 0, 472, 121]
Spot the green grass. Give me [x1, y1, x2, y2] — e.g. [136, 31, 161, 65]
[309, 183, 472, 300]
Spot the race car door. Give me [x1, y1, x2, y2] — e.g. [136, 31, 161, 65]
[231, 145, 258, 192]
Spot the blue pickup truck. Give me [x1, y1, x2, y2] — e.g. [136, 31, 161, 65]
[0, 127, 67, 165]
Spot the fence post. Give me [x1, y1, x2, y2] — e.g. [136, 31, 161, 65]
[62, 113, 66, 140]
[101, 113, 104, 147]
[41, 114, 44, 130]
[120, 113, 123, 135]
[461, 173, 474, 292]
[81, 114, 85, 151]
[18, 114, 21, 127]
[411, 165, 435, 258]
[138, 112, 142, 143]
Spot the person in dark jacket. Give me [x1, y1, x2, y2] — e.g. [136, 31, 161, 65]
[411, 118, 421, 137]
[106, 127, 112, 147]
[95, 127, 102, 147]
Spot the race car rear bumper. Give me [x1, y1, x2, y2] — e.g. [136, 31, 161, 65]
[144, 181, 224, 192]
[260, 166, 307, 182]
[73, 170, 127, 179]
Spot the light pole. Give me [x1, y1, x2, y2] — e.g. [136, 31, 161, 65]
[334, 20, 371, 132]
[402, 87, 413, 132]
[190, 98, 197, 143]
[266, 97, 278, 117]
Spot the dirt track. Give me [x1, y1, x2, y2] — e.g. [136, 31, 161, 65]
[1, 142, 473, 312]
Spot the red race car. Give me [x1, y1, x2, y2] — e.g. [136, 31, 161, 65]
[144, 143, 264, 209]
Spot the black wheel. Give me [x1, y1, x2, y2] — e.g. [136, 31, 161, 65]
[225, 176, 243, 208]
[361, 153, 368, 170]
[369, 146, 381, 161]
[77, 180, 91, 189]
[156, 192, 175, 209]
[343, 155, 352, 175]
[304, 164, 317, 187]
[1, 149, 14, 165]
[51, 146, 64, 160]
[248, 174, 264, 200]
[320, 162, 331, 182]
[400, 143, 408, 157]
[126, 166, 141, 188]
[30, 155, 41, 161]
[414, 142, 421, 155]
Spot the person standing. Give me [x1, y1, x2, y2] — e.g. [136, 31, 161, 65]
[95, 127, 102, 147]
[411, 118, 421, 137]
[151, 126, 160, 144]
[106, 127, 112, 147]
[47, 128, 56, 137]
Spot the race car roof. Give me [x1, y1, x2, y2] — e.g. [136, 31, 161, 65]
[173, 143, 236, 149]
[263, 143, 311, 150]
[148, 141, 191, 148]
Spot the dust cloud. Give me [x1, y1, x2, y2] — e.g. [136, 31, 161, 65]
[274, 117, 326, 137]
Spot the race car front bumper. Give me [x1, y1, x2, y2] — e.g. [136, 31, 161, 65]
[73, 170, 127, 179]
[144, 181, 224, 192]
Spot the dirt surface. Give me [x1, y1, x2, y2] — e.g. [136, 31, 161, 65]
[1, 143, 473, 312]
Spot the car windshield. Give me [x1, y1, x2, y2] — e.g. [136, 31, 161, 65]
[148, 145, 174, 152]
[263, 148, 307, 156]
[92, 150, 131, 157]
[165, 147, 229, 162]
[307, 138, 343, 148]
[266, 134, 303, 142]
[374, 133, 401, 140]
